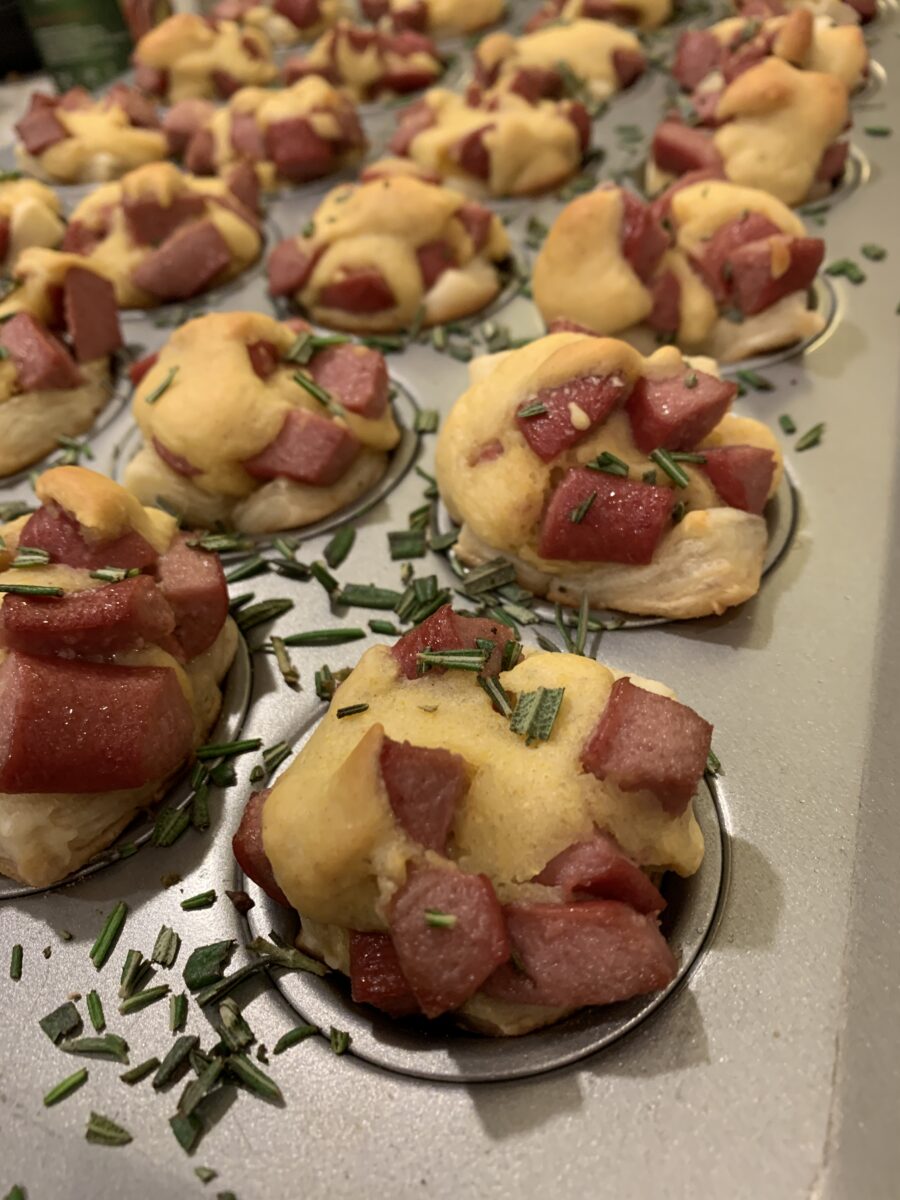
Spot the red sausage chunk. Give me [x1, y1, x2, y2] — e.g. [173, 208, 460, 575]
[652, 122, 723, 174]
[62, 268, 123, 363]
[268, 239, 322, 296]
[232, 788, 290, 906]
[618, 189, 669, 284]
[390, 604, 515, 680]
[536, 829, 665, 912]
[131, 221, 233, 301]
[348, 931, 420, 1016]
[123, 195, 206, 247]
[537, 469, 675, 564]
[309, 344, 389, 419]
[241, 407, 360, 486]
[701, 445, 775, 515]
[21, 505, 159, 571]
[689, 212, 783, 303]
[416, 239, 455, 289]
[0, 313, 82, 392]
[15, 101, 68, 155]
[246, 339, 281, 380]
[516, 374, 632, 462]
[673, 30, 723, 91]
[626, 370, 737, 453]
[264, 117, 337, 183]
[318, 268, 396, 314]
[156, 536, 229, 660]
[728, 236, 823, 316]
[380, 735, 469, 853]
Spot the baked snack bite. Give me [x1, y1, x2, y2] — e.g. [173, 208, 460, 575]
[435, 332, 784, 619]
[0, 249, 123, 476]
[267, 174, 511, 332]
[175, 77, 365, 188]
[673, 10, 868, 98]
[233, 608, 710, 1035]
[0, 466, 238, 888]
[533, 178, 825, 361]
[132, 14, 277, 102]
[389, 88, 591, 197]
[733, 0, 877, 26]
[526, 0, 672, 33]
[14, 85, 167, 184]
[210, 0, 339, 46]
[0, 179, 65, 272]
[282, 20, 444, 100]
[360, 0, 505, 35]
[647, 57, 850, 206]
[123, 312, 401, 534]
[61, 161, 263, 309]
[473, 21, 645, 104]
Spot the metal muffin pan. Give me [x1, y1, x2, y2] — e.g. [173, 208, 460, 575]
[0, 1, 898, 1196]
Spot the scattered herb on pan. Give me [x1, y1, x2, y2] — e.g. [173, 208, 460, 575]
[170, 993, 188, 1033]
[63, 1034, 130, 1064]
[85, 1112, 133, 1146]
[323, 526, 355, 568]
[183, 942, 236, 992]
[86, 991, 106, 1032]
[309, 559, 340, 594]
[273, 1025, 318, 1055]
[153, 1036, 200, 1089]
[120, 1057, 160, 1086]
[119, 949, 151, 999]
[90, 903, 128, 970]
[235, 598, 294, 634]
[39, 1002, 83, 1045]
[795, 422, 825, 451]
[861, 244, 886, 262]
[227, 1052, 284, 1103]
[10, 943, 22, 981]
[224, 555, 269, 584]
[736, 369, 773, 392]
[151, 806, 190, 848]
[271, 636, 299, 689]
[707, 748, 722, 775]
[778, 415, 796, 435]
[863, 125, 891, 137]
[119, 985, 170, 1016]
[339, 583, 404, 610]
[196, 738, 262, 762]
[329, 1028, 351, 1056]
[44, 1067, 88, 1107]
[414, 409, 439, 433]
[181, 890, 218, 912]
[824, 258, 865, 285]
[388, 529, 427, 560]
[281, 627, 366, 646]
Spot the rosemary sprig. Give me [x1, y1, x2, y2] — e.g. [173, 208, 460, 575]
[85, 1112, 132, 1146]
[323, 526, 355, 568]
[90, 902, 128, 970]
[509, 687, 565, 745]
[281, 628, 366, 647]
[144, 365, 178, 405]
[649, 448, 690, 488]
[181, 890, 217, 911]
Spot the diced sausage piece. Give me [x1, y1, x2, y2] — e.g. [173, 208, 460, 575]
[456, 201, 492, 251]
[318, 268, 396, 314]
[507, 66, 563, 103]
[132, 221, 232, 301]
[0, 216, 8, 263]
[516, 374, 631, 462]
[537, 469, 675, 565]
[61, 220, 103, 257]
[691, 86, 725, 126]
[618, 189, 669, 284]
[124, 195, 207, 247]
[581, 676, 712, 814]
[481, 900, 676, 1007]
[0, 575, 175, 657]
[453, 125, 493, 180]
[652, 121, 723, 174]
[0, 651, 194, 794]
[626, 370, 737, 453]
[129, 351, 158, 386]
[647, 167, 725, 225]
[212, 69, 242, 98]
[153, 437, 202, 478]
[381, 65, 442, 94]
[0, 313, 82, 392]
[566, 102, 591, 154]
[230, 111, 265, 161]
[390, 604, 515, 681]
[21, 504, 159, 571]
[388, 0, 428, 28]
[106, 83, 161, 129]
[360, 0, 389, 16]
[547, 317, 595, 336]
[15, 102, 68, 155]
[246, 339, 281, 380]
[134, 63, 168, 96]
[846, 0, 876, 20]
[348, 932, 419, 1017]
[416, 239, 455, 289]
[816, 140, 848, 183]
[232, 789, 291, 906]
[163, 98, 216, 155]
[226, 162, 261, 217]
[689, 211, 783, 303]
[673, 30, 722, 91]
[612, 48, 645, 89]
[185, 128, 216, 175]
[264, 117, 337, 184]
[535, 830, 665, 912]
[721, 40, 770, 84]
[700, 445, 775, 515]
[242, 407, 360, 485]
[62, 268, 122, 363]
[646, 270, 681, 334]
[268, 239, 321, 296]
[309, 344, 389, 418]
[156, 535, 229, 660]
[282, 58, 338, 86]
[273, 0, 321, 29]
[728, 235, 823, 316]
[380, 735, 469, 853]
[583, 0, 640, 17]
[390, 99, 436, 155]
[58, 87, 93, 111]
[389, 868, 510, 1017]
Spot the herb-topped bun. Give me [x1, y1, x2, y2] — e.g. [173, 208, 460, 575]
[209, 0, 340, 47]
[435, 332, 783, 619]
[233, 606, 710, 1035]
[282, 20, 445, 101]
[525, 0, 672, 34]
[0, 467, 238, 888]
[124, 312, 401, 534]
[267, 174, 511, 333]
[132, 14, 277, 103]
[533, 178, 825, 362]
[360, 0, 505, 36]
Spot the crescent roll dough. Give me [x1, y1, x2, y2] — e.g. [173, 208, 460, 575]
[132, 14, 277, 103]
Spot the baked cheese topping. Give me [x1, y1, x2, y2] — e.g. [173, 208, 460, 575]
[297, 20, 443, 101]
[476, 21, 644, 99]
[0, 180, 64, 271]
[18, 103, 168, 185]
[133, 14, 277, 102]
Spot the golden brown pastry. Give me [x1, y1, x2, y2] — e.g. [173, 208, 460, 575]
[0, 249, 123, 477]
[209, 0, 340, 46]
[389, 87, 591, 198]
[233, 615, 711, 1034]
[435, 332, 784, 619]
[14, 85, 167, 184]
[267, 174, 511, 332]
[732, 0, 876, 27]
[61, 161, 263, 309]
[0, 179, 64, 273]
[282, 19, 444, 100]
[0, 466, 238, 888]
[533, 178, 825, 361]
[525, 0, 672, 34]
[361, 0, 505, 35]
[132, 14, 277, 103]
[647, 57, 850, 205]
[123, 312, 401, 534]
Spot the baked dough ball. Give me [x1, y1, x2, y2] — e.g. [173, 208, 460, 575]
[233, 614, 711, 1034]
[0, 249, 123, 477]
[282, 19, 444, 100]
[210, 0, 340, 46]
[673, 10, 868, 98]
[176, 76, 366, 189]
[389, 87, 590, 198]
[14, 85, 167, 185]
[124, 311, 401, 534]
[435, 333, 784, 619]
[360, 0, 505, 35]
[267, 174, 511, 332]
[61, 162, 262, 309]
[0, 179, 64, 273]
[526, 0, 672, 34]
[533, 178, 825, 361]
[473, 22, 645, 104]
[0, 466, 238, 888]
[732, 0, 876, 26]
[647, 57, 849, 206]
[132, 14, 277, 103]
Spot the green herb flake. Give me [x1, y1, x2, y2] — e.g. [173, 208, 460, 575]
[170, 992, 188, 1033]
[282, 626, 366, 647]
[329, 1027, 351, 1056]
[181, 890, 218, 912]
[271, 636, 299, 689]
[227, 1053, 284, 1103]
[217, 997, 255, 1053]
[861, 244, 886, 262]
[795, 422, 825, 452]
[707, 748, 722, 775]
[119, 949, 150, 999]
[85, 1112, 132, 1147]
[336, 703, 369, 718]
[569, 492, 596, 524]
[191, 784, 210, 831]
[86, 990, 106, 1033]
[649, 448, 691, 488]
[170, 1111, 203, 1154]
[62, 1034, 130, 1064]
[323, 526, 355, 568]
[39, 1001, 83, 1045]
[863, 125, 891, 137]
[414, 409, 439, 434]
[144, 365, 178, 405]
[120, 1057, 160, 1086]
[778, 414, 797, 435]
[368, 618, 398, 636]
[477, 673, 512, 718]
[585, 451, 629, 477]
[196, 738, 262, 762]
[183, 941, 236, 992]
[339, 583, 404, 610]
[509, 687, 566, 746]
[119, 985, 170, 1016]
[153, 1035, 200, 1090]
[195, 1168, 218, 1185]
[388, 529, 427, 560]
[424, 909, 457, 929]
[44, 1067, 88, 1107]
[179, 1058, 225, 1117]
[735, 369, 773, 392]
[248, 935, 328, 976]
[516, 401, 547, 419]
[463, 558, 517, 596]
[9, 943, 22, 981]
[150, 805, 190, 848]
[273, 1024, 319, 1055]
[824, 258, 866, 285]
[234, 598, 294, 634]
[224, 555, 269, 584]
[417, 648, 486, 672]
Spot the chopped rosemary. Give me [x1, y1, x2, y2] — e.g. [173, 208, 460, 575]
[414, 409, 439, 433]
[224, 555, 268, 584]
[284, 330, 349, 364]
[10, 546, 50, 567]
[191, 784, 210, 831]
[430, 529, 458, 552]
[0, 582, 64, 596]
[585, 451, 629, 477]
[501, 639, 522, 671]
[272, 558, 312, 581]
[824, 258, 865, 285]
[90, 902, 128, 970]
[194, 1167, 218, 1185]
[217, 997, 255, 1052]
[684, 372, 698, 389]
[282, 627, 366, 646]
[525, 215, 548, 249]
[150, 805, 190, 848]
[417, 648, 486, 672]
[425, 909, 457, 928]
[315, 663, 350, 701]
[271, 636, 299, 688]
[9, 943, 22, 981]
[144, 365, 178, 405]
[463, 559, 516, 595]
[183, 941, 236, 992]
[86, 990, 106, 1032]
[273, 1024, 319, 1055]
[153, 1035, 200, 1089]
[517, 401, 547, 419]
[779, 414, 796, 434]
[39, 1002, 83, 1045]
[261, 741, 291, 777]
[170, 992, 188, 1033]
[119, 985, 170, 1016]
[89, 566, 140, 583]
[795, 422, 825, 451]
[170, 1111, 203, 1153]
[119, 949, 151, 999]
[235, 598, 294, 633]
[329, 1027, 351, 1056]
[85, 1112, 133, 1146]
[179, 1058, 225, 1116]
[649, 448, 690, 488]
[227, 1052, 284, 1103]
[574, 593, 591, 657]
[247, 935, 327, 975]
[189, 532, 253, 554]
[569, 492, 596, 524]
[669, 451, 707, 463]
[477, 673, 512, 717]
[196, 738, 262, 761]
[368, 618, 398, 635]
[181, 890, 217, 911]
[388, 529, 427, 559]
[861, 244, 886, 262]
[863, 125, 891, 137]
[310, 559, 340, 593]
[323, 526, 355, 568]
[44, 1068, 88, 1107]
[195, 963, 265, 1008]
[336, 703, 369, 718]
[63, 1034, 130, 1063]
[293, 370, 345, 417]
[509, 687, 565, 745]
[339, 583, 404, 609]
[707, 748, 722, 775]
[120, 1056, 160, 1085]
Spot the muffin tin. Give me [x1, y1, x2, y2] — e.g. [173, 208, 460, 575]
[0, 2, 897, 1195]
